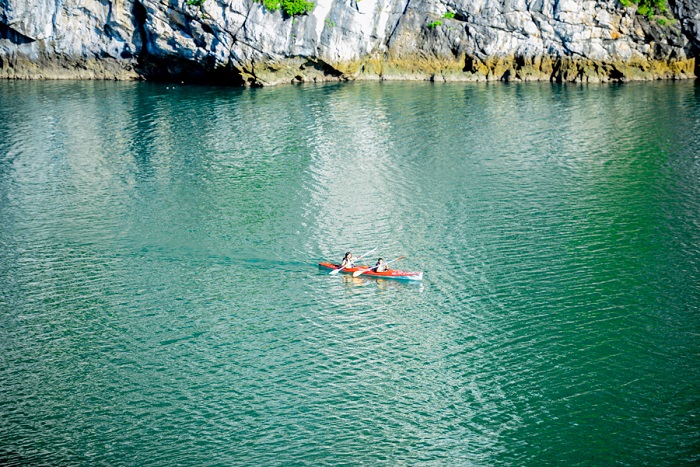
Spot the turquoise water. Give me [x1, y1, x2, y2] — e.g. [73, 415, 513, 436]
[1, 80, 699, 465]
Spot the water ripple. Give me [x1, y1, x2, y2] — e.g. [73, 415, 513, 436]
[0, 80, 699, 465]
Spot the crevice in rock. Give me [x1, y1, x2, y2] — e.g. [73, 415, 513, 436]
[301, 58, 344, 78]
[132, 0, 148, 64]
[608, 66, 625, 81]
[247, 75, 263, 87]
[386, 0, 411, 47]
[463, 55, 478, 73]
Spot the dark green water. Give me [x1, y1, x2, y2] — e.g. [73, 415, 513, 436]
[1, 80, 699, 465]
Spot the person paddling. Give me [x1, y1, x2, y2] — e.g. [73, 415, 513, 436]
[340, 252, 356, 269]
[373, 258, 388, 272]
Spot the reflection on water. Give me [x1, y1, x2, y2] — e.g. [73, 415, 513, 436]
[0, 80, 699, 465]
[335, 271, 425, 291]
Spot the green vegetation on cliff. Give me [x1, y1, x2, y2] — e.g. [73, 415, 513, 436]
[261, 0, 314, 16]
[619, 0, 671, 22]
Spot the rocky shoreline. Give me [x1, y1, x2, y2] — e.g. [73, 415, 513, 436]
[1, 0, 698, 86]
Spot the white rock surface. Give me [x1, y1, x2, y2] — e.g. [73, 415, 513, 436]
[0, 0, 698, 82]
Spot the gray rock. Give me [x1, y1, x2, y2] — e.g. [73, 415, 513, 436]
[1, 0, 698, 83]
[671, 0, 700, 51]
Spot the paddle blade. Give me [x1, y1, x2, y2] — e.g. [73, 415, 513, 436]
[352, 269, 368, 277]
[329, 268, 341, 275]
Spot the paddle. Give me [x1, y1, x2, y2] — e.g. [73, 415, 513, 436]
[352, 255, 405, 277]
[329, 247, 377, 275]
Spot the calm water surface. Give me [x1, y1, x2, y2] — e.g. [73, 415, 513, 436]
[1, 80, 699, 465]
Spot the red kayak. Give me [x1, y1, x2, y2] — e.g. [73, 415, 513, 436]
[319, 262, 423, 281]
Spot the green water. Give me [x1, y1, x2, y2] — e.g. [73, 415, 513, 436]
[1, 80, 699, 465]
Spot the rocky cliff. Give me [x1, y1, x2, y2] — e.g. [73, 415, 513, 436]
[1, 0, 698, 84]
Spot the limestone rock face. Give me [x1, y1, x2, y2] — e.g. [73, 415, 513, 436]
[673, 0, 700, 51]
[1, 0, 698, 83]
[0, 0, 142, 78]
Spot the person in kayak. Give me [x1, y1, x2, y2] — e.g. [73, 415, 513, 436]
[340, 252, 356, 268]
[373, 258, 388, 272]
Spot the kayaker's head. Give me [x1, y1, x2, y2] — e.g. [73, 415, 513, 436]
[377, 258, 384, 263]
[344, 252, 351, 259]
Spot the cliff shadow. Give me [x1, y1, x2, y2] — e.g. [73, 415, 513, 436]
[0, 23, 36, 45]
[130, 0, 245, 86]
